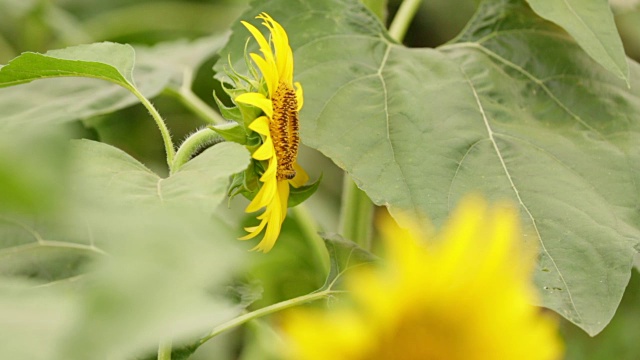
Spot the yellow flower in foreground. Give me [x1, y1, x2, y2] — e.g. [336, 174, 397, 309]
[235, 13, 308, 252]
[282, 197, 563, 360]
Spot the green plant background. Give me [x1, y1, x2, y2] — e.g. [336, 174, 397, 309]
[0, 0, 639, 358]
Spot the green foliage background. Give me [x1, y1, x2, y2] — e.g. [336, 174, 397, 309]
[0, 0, 639, 359]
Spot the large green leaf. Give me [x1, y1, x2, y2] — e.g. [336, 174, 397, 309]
[218, 0, 640, 335]
[0, 139, 249, 359]
[56, 206, 244, 360]
[0, 206, 247, 360]
[0, 42, 135, 87]
[0, 128, 69, 214]
[71, 140, 250, 213]
[0, 36, 225, 131]
[525, 0, 629, 83]
[0, 139, 249, 285]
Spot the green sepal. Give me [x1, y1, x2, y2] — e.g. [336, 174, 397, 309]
[227, 161, 261, 203]
[237, 99, 265, 130]
[288, 173, 322, 208]
[245, 130, 262, 148]
[213, 90, 242, 122]
[209, 121, 247, 145]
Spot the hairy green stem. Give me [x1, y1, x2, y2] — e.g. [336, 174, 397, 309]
[339, 174, 374, 250]
[157, 340, 172, 360]
[164, 85, 226, 125]
[171, 128, 221, 174]
[127, 86, 176, 171]
[292, 205, 330, 275]
[388, 0, 423, 42]
[198, 289, 342, 346]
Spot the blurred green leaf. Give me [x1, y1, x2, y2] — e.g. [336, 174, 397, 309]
[71, 140, 250, 213]
[238, 319, 283, 360]
[320, 233, 378, 290]
[525, 0, 629, 83]
[0, 138, 250, 359]
[361, 0, 388, 21]
[0, 214, 103, 283]
[219, 0, 640, 335]
[0, 279, 75, 360]
[56, 206, 244, 360]
[135, 34, 229, 89]
[0, 36, 226, 131]
[0, 42, 136, 87]
[0, 129, 69, 213]
[81, 1, 247, 41]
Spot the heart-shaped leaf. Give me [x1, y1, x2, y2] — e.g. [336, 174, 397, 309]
[217, 0, 640, 335]
[71, 139, 250, 212]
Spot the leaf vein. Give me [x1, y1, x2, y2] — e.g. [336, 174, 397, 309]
[459, 67, 583, 323]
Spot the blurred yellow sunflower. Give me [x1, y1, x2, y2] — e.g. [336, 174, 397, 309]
[235, 13, 308, 252]
[282, 196, 563, 360]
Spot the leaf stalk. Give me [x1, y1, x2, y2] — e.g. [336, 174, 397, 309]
[171, 128, 222, 174]
[127, 85, 176, 172]
[198, 289, 343, 346]
[388, 0, 423, 42]
[338, 174, 374, 250]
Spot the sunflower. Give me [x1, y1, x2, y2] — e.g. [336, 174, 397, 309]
[282, 196, 563, 360]
[234, 13, 308, 252]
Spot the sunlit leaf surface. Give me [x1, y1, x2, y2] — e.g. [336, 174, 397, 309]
[218, 0, 640, 335]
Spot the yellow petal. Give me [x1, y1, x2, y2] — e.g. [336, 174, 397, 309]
[241, 20, 276, 72]
[253, 136, 274, 160]
[250, 53, 278, 97]
[246, 178, 276, 213]
[252, 195, 283, 253]
[295, 82, 304, 111]
[278, 180, 290, 219]
[248, 116, 270, 136]
[257, 13, 293, 84]
[235, 92, 273, 118]
[260, 157, 277, 181]
[289, 162, 309, 188]
[239, 217, 268, 240]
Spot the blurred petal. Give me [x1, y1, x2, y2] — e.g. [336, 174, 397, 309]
[295, 82, 304, 110]
[289, 162, 309, 188]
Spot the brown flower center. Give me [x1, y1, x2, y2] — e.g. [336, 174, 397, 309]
[271, 82, 299, 181]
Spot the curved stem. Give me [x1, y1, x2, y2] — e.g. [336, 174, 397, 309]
[292, 205, 330, 275]
[127, 86, 176, 170]
[171, 128, 222, 174]
[388, 0, 423, 42]
[157, 340, 172, 360]
[198, 289, 342, 346]
[339, 174, 374, 250]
